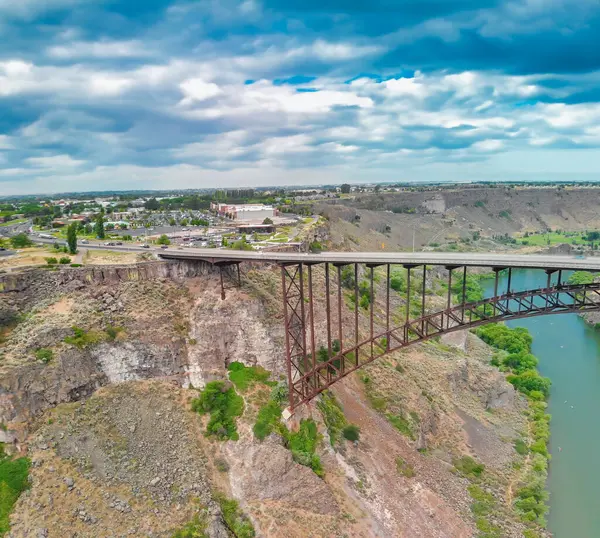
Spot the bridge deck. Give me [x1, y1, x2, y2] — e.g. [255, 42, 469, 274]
[159, 249, 600, 271]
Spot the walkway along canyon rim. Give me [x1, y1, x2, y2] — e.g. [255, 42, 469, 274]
[159, 250, 600, 410]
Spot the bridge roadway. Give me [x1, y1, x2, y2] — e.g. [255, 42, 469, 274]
[32, 237, 600, 271]
[158, 248, 600, 271]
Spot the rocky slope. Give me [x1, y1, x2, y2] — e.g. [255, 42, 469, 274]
[0, 261, 537, 537]
[318, 185, 600, 250]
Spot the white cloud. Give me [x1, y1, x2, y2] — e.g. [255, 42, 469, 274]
[179, 78, 222, 103]
[47, 40, 152, 59]
[26, 155, 86, 168]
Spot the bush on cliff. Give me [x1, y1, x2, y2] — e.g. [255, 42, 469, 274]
[191, 381, 243, 441]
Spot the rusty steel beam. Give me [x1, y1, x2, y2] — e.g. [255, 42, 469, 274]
[325, 263, 332, 360]
[386, 264, 390, 351]
[307, 264, 317, 383]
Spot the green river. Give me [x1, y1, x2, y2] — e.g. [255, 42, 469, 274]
[483, 270, 600, 537]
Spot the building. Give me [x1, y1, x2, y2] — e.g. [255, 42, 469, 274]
[210, 202, 276, 222]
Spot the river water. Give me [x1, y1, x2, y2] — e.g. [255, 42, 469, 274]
[482, 270, 600, 537]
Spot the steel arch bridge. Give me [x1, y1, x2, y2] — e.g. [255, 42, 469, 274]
[158, 250, 600, 411]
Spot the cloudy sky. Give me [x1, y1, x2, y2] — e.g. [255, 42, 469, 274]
[2, 0, 600, 194]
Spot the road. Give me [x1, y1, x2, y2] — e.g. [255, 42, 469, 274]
[30, 236, 600, 271]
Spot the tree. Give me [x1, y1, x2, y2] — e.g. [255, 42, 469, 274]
[262, 217, 273, 225]
[66, 223, 77, 254]
[10, 233, 33, 248]
[144, 198, 160, 210]
[94, 214, 105, 239]
[340, 184, 351, 194]
[157, 234, 171, 245]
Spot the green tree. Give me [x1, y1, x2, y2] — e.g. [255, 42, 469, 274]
[156, 234, 171, 245]
[94, 214, 105, 239]
[144, 198, 160, 210]
[66, 223, 77, 254]
[9, 233, 33, 249]
[262, 217, 274, 225]
[340, 183, 351, 194]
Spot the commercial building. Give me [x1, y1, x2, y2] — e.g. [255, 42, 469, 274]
[210, 202, 276, 222]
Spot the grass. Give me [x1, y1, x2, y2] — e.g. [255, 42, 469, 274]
[215, 493, 255, 538]
[63, 326, 102, 349]
[316, 390, 348, 446]
[283, 419, 324, 477]
[191, 381, 244, 441]
[171, 509, 209, 538]
[395, 456, 415, 478]
[386, 413, 416, 440]
[453, 455, 485, 478]
[34, 348, 53, 364]
[342, 424, 360, 442]
[516, 230, 597, 247]
[227, 362, 274, 392]
[253, 399, 282, 441]
[0, 445, 30, 536]
[0, 219, 27, 227]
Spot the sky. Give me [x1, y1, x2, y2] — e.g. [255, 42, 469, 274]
[2, 0, 600, 194]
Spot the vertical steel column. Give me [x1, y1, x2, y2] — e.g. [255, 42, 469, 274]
[493, 269, 499, 316]
[219, 265, 226, 300]
[545, 270, 553, 309]
[405, 266, 411, 326]
[446, 267, 453, 329]
[307, 265, 317, 385]
[507, 267, 512, 295]
[421, 265, 427, 334]
[386, 264, 390, 351]
[354, 263, 359, 362]
[337, 265, 343, 354]
[370, 266, 375, 359]
[461, 266, 467, 322]
[325, 263, 332, 359]
[236, 263, 241, 287]
[298, 264, 308, 376]
[557, 270, 562, 288]
[281, 265, 294, 411]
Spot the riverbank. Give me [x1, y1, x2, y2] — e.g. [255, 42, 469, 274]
[475, 324, 551, 538]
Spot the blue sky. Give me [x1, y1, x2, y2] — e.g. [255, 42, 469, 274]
[2, 0, 600, 194]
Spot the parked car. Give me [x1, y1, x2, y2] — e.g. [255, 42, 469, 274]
[80, 239, 89, 244]
[141, 244, 150, 248]
[160, 245, 169, 249]
[104, 242, 115, 246]
[115, 242, 123, 245]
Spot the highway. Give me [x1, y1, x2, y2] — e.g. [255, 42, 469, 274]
[29, 236, 600, 270]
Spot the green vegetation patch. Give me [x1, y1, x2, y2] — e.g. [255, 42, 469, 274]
[316, 390, 348, 446]
[215, 493, 255, 538]
[253, 399, 282, 441]
[63, 326, 102, 349]
[34, 348, 53, 364]
[227, 362, 274, 392]
[342, 424, 360, 442]
[283, 419, 324, 477]
[453, 455, 485, 478]
[395, 456, 415, 478]
[0, 446, 30, 536]
[386, 412, 416, 440]
[171, 509, 209, 538]
[192, 381, 244, 441]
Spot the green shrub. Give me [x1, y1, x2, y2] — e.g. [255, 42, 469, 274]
[386, 413, 415, 439]
[215, 494, 255, 538]
[191, 381, 244, 441]
[253, 399, 282, 441]
[105, 325, 122, 341]
[9, 233, 32, 249]
[507, 370, 551, 398]
[58, 257, 71, 264]
[227, 362, 273, 392]
[70, 263, 82, 267]
[34, 348, 53, 364]
[395, 456, 415, 478]
[284, 419, 323, 477]
[453, 455, 485, 478]
[45, 257, 58, 265]
[269, 382, 288, 405]
[514, 438, 529, 455]
[342, 424, 360, 442]
[215, 458, 230, 473]
[316, 391, 347, 446]
[171, 510, 209, 538]
[0, 446, 30, 536]
[63, 326, 101, 349]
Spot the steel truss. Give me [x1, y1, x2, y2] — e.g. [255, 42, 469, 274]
[281, 262, 600, 411]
